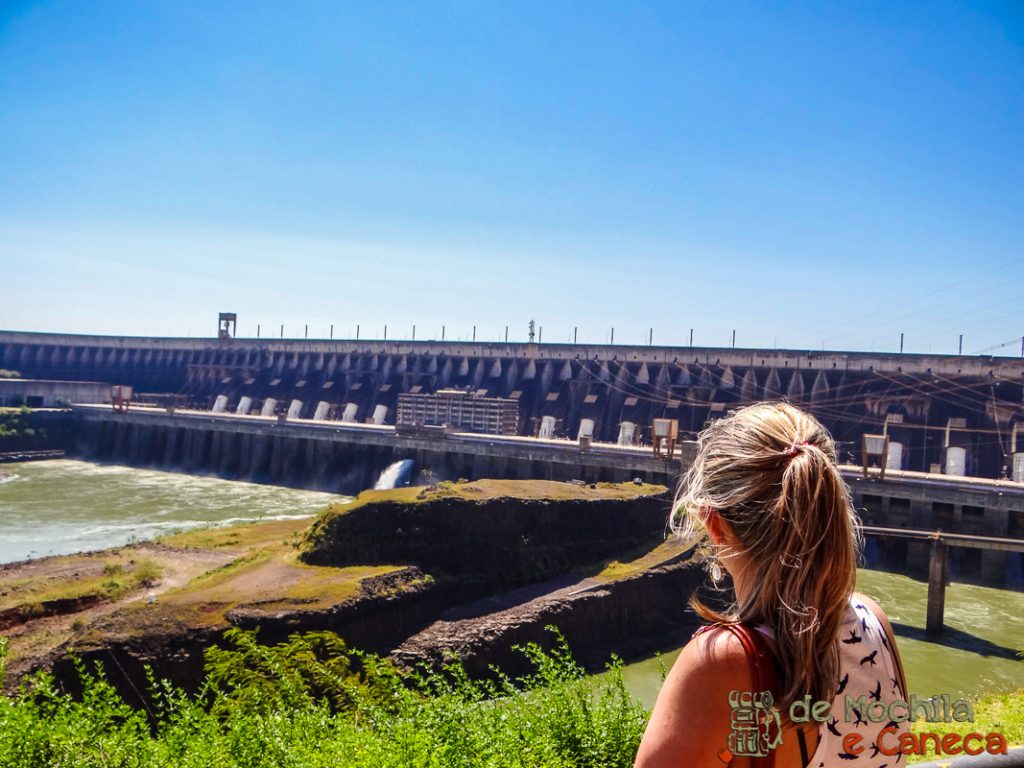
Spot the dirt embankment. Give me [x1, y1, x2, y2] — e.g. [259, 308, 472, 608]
[2, 479, 701, 703]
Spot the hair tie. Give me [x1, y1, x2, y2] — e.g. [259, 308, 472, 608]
[784, 440, 810, 458]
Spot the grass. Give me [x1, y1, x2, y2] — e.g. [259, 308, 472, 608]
[325, 478, 667, 513]
[0, 556, 163, 613]
[906, 689, 1024, 762]
[159, 516, 314, 551]
[1, 512, 415, 667]
[99, 542, 410, 635]
[593, 539, 696, 583]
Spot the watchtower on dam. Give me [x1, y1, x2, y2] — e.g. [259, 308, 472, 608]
[3, 328, 1023, 481]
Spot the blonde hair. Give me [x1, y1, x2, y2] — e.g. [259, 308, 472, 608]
[673, 401, 861, 706]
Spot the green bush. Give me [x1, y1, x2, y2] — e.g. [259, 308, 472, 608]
[0, 627, 648, 768]
[0, 407, 36, 440]
[132, 559, 162, 588]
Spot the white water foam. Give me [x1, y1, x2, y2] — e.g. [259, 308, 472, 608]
[0, 460, 347, 563]
[374, 459, 414, 490]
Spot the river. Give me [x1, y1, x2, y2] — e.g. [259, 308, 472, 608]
[617, 568, 1024, 707]
[0, 459, 341, 564]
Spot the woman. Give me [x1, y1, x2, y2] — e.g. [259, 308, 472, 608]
[635, 402, 908, 768]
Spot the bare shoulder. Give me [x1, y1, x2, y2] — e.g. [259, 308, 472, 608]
[661, 626, 755, 700]
[634, 627, 753, 768]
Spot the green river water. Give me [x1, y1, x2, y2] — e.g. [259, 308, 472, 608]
[1, 460, 1021, 708]
[617, 568, 1024, 708]
[0, 459, 341, 563]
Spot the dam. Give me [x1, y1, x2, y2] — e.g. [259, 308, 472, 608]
[4, 325, 1024, 587]
[3, 327, 1024, 480]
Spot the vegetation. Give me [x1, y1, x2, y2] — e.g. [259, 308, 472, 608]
[0, 628, 648, 768]
[0, 617, 1020, 766]
[0, 557, 163, 614]
[907, 688, 1024, 763]
[0, 406, 40, 441]
[316, 478, 666, 517]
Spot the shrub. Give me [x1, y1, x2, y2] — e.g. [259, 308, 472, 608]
[132, 559, 161, 588]
[0, 628, 648, 768]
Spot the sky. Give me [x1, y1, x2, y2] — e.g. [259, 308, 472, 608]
[1, 1, 1022, 354]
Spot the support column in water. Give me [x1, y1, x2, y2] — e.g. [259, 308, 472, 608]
[926, 538, 948, 635]
[981, 506, 1009, 585]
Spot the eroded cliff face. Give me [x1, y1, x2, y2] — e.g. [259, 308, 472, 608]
[300, 479, 672, 590]
[390, 547, 705, 680]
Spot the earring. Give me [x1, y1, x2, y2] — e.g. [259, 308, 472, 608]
[695, 537, 723, 584]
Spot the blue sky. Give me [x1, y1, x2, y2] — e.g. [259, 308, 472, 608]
[1, 2, 1022, 353]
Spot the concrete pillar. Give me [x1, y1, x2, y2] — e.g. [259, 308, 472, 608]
[907, 501, 931, 573]
[181, 429, 194, 470]
[981, 507, 1009, 585]
[472, 452, 489, 480]
[237, 432, 252, 477]
[163, 427, 179, 466]
[270, 436, 285, 481]
[926, 539, 948, 636]
[219, 431, 236, 475]
[210, 430, 223, 473]
[492, 456, 510, 479]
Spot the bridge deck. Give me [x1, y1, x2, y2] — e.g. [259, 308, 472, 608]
[861, 525, 1024, 553]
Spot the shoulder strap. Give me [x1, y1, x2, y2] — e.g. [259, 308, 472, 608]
[724, 624, 780, 768]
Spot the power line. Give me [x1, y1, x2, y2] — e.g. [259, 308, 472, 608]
[813, 255, 1024, 343]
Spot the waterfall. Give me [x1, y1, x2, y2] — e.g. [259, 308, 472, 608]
[374, 459, 414, 490]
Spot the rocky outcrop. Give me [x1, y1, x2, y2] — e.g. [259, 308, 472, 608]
[0, 594, 104, 632]
[301, 480, 672, 591]
[390, 542, 703, 678]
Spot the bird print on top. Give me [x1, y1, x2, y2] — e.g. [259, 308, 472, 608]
[793, 596, 910, 767]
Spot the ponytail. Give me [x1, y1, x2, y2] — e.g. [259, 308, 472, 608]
[673, 402, 861, 706]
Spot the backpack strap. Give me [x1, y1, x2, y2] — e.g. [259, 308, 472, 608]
[727, 624, 780, 768]
[695, 623, 782, 768]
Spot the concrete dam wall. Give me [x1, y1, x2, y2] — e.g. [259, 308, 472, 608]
[4, 329, 1023, 479]
[73, 407, 685, 494]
